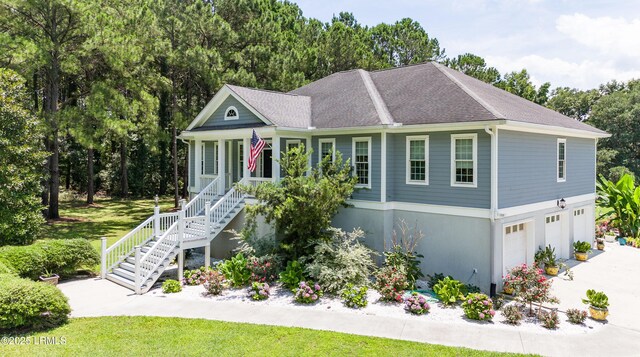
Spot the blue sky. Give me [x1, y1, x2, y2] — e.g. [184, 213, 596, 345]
[295, 0, 640, 90]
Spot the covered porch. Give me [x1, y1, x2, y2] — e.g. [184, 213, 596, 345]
[186, 130, 311, 197]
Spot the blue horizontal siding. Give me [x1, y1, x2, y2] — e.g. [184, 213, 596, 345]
[311, 134, 381, 201]
[387, 131, 491, 208]
[498, 131, 596, 208]
[201, 96, 263, 128]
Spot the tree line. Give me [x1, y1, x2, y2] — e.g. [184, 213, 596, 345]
[1, 0, 637, 225]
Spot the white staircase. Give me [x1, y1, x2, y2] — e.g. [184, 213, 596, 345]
[101, 177, 249, 294]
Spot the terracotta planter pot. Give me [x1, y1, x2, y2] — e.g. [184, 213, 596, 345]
[39, 274, 59, 285]
[575, 252, 588, 261]
[503, 286, 514, 295]
[589, 306, 609, 321]
[544, 265, 559, 276]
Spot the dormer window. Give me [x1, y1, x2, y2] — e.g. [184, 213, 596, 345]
[224, 106, 239, 120]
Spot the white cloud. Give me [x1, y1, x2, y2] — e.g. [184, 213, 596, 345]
[556, 13, 640, 59]
[485, 54, 640, 89]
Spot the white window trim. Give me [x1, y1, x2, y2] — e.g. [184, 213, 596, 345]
[213, 142, 219, 175]
[224, 106, 239, 120]
[352, 137, 372, 189]
[285, 139, 301, 152]
[318, 138, 336, 163]
[450, 133, 478, 188]
[406, 135, 429, 185]
[557, 138, 567, 182]
[237, 141, 243, 179]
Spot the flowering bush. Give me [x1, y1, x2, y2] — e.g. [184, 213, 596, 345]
[566, 308, 588, 324]
[504, 264, 558, 316]
[375, 266, 408, 303]
[501, 304, 523, 325]
[340, 284, 368, 308]
[248, 255, 279, 283]
[294, 281, 323, 304]
[538, 309, 560, 329]
[203, 270, 226, 296]
[462, 293, 495, 321]
[183, 266, 212, 286]
[248, 282, 270, 301]
[404, 292, 430, 315]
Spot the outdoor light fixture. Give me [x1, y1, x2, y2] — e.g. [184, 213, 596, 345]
[154, 195, 159, 207]
[557, 198, 566, 209]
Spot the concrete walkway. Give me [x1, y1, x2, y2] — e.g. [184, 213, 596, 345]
[60, 242, 640, 357]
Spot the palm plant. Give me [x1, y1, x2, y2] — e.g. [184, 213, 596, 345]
[597, 174, 640, 238]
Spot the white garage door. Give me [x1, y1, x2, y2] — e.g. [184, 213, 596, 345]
[504, 223, 527, 274]
[573, 207, 591, 244]
[545, 213, 569, 259]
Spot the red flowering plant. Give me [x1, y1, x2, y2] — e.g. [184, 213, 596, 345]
[248, 255, 280, 283]
[375, 265, 409, 303]
[504, 264, 559, 316]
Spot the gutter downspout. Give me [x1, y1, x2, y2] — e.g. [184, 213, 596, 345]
[484, 125, 498, 296]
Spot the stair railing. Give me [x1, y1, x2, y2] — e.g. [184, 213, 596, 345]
[183, 176, 221, 218]
[208, 178, 248, 229]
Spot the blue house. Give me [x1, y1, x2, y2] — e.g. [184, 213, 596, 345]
[101, 62, 608, 294]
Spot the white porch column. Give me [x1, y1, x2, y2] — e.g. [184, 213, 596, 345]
[243, 137, 250, 179]
[194, 139, 202, 192]
[177, 249, 184, 282]
[204, 245, 211, 269]
[306, 137, 312, 176]
[272, 136, 280, 182]
[218, 138, 226, 195]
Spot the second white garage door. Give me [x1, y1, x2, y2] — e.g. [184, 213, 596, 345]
[504, 223, 527, 274]
[545, 213, 570, 259]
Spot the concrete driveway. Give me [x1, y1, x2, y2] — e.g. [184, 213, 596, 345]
[57, 241, 640, 357]
[552, 241, 640, 333]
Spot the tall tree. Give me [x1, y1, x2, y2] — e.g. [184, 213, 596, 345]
[546, 87, 601, 121]
[497, 69, 550, 105]
[0, 68, 47, 245]
[2, 0, 83, 218]
[444, 53, 501, 85]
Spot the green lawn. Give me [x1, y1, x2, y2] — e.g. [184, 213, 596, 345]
[1, 317, 528, 356]
[41, 196, 176, 251]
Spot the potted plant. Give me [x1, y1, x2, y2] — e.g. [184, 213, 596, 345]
[618, 237, 627, 246]
[573, 241, 592, 261]
[542, 245, 559, 276]
[604, 231, 616, 243]
[596, 237, 605, 250]
[582, 289, 609, 321]
[39, 269, 59, 285]
[502, 282, 514, 295]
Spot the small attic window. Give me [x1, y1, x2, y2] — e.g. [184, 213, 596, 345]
[224, 106, 239, 120]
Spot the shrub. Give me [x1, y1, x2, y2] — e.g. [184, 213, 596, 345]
[462, 293, 495, 321]
[304, 228, 377, 294]
[384, 219, 425, 290]
[504, 264, 558, 316]
[404, 292, 430, 315]
[294, 281, 323, 304]
[462, 284, 481, 295]
[0, 239, 99, 280]
[427, 272, 450, 289]
[566, 308, 588, 324]
[248, 255, 280, 283]
[203, 270, 226, 296]
[162, 279, 182, 294]
[279, 260, 305, 291]
[597, 174, 640, 237]
[340, 284, 368, 308]
[492, 295, 505, 310]
[219, 253, 251, 287]
[502, 304, 523, 325]
[538, 310, 560, 329]
[375, 266, 408, 303]
[0, 260, 15, 275]
[183, 266, 212, 286]
[0, 274, 70, 330]
[248, 282, 270, 301]
[433, 277, 464, 306]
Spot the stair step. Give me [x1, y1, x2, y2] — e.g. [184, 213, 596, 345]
[113, 267, 135, 281]
[120, 262, 135, 273]
[106, 273, 135, 289]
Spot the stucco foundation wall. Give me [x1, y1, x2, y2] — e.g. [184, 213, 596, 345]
[209, 207, 275, 260]
[332, 206, 492, 291]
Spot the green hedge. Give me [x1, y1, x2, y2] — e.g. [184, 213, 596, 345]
[0, 260, 14, 275]
[0, 274, 70, 331]
[0, 239, 99, 280]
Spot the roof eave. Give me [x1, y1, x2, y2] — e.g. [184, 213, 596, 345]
[501, 120, 610, 139]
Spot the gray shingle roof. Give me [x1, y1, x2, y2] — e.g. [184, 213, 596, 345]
[225, 62, 605, 135]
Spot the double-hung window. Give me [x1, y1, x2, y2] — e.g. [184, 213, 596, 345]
[318, 138, 336, 164]
[451, 133, 477, 187]
[406, 136, 429, 185]
[557, 138, 566, 182]
[352, 137, 371, 188]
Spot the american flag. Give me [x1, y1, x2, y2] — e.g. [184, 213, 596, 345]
[247, 129, 266, 172]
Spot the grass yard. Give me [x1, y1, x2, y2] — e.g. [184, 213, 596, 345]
[41, 196, 176, 251]
[1, 317, 528, 356]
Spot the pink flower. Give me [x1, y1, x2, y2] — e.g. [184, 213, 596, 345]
[482, 300, 489, 305]
[479, 313, 485, 319]
[490, 310, 496, 316]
